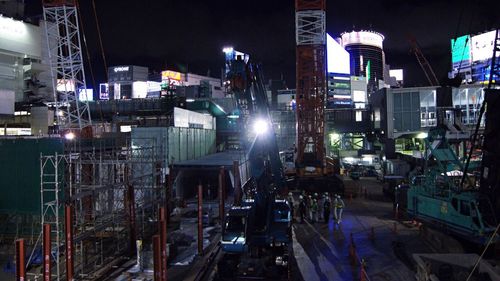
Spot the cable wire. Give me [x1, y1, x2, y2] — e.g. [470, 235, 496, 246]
[91, 0, 108, 82]
[465, 223, 500, 281]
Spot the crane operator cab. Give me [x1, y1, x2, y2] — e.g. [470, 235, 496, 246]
[221, 205, 252, 253]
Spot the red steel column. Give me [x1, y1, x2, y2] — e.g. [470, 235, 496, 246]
[43, 224, 51, 281]
[218, 166, 225, 225]
[15, 239, 26, 281]
[127, 184, 136, 256]
[65, 204, 74, 281]
[159, 207, 167, 281]
[197, 183, 203, 255]
[153, 235, 161, 281]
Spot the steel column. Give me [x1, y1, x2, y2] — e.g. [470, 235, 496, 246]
[65, 204, 74, 281]
[198, 184, 203, 255]
[127, 184, 136, 256]
[153, 235, 161, 281]
[233, 160, 241, 206]
[15, 239, 25, 281]
[159, 207, 167, 281]
[219, 166, 225, 225]
[43, 224, 51, 281]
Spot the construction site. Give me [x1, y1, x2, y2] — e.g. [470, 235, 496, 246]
[0, 0, 499, 281]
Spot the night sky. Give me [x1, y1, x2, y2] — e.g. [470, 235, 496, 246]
[24, 0, 499, 88]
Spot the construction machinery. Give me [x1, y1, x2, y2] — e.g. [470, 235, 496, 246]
[407, 29, 500, 245]
[216, 56, 291, 280]
[406, 128, 498, 244]
[294, 0, 341, 193]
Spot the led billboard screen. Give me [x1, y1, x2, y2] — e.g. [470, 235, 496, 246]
[451, 35, 471, 63]
[327, 33, 350, 74]
[471, 30, 497, 62]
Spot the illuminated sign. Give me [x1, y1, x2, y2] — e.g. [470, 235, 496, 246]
[56, 79, 75, 92]
[99, 83, 109, 100]
[451, 35, 471, 63]
[113, 66, 130, 72]
[147, 81, 161, 92]
[341, 31, 384, 49]
[471, 30, 498, 62]
[78, 88, 93, 101]
[0, 16, 25, 37]
[389, 69, 403, 81]
[161, 70, 182, 81]
[327, 33, 350, 74]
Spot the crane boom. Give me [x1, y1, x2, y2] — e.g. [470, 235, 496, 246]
[408, 36, 440, 86]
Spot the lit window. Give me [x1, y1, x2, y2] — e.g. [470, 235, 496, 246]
[356, 111, 362, 122]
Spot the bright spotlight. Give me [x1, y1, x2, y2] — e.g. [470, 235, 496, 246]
[222, 46, 234, 54]
[253, 119, 268, 135]
[64, 132, 75, 140]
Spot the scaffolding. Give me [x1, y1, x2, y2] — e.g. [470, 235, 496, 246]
[30, 141, 165, 280]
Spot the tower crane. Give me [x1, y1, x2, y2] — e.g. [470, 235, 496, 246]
[294, 0, 340, 193]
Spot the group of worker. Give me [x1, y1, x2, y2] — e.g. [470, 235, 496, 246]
[288, 192, 345, 224]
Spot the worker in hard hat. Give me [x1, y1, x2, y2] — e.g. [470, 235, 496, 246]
[287, 192, 295, 221]
[307, 195, 313, 221]
[299, 195, 307, 223]
[323, 195, 331, 223]
[317, 193, 324, 222]
[311, 198, 318, 223]
[333, 194, 345, 224]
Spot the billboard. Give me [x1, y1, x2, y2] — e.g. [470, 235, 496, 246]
[471, 30, 497, 62]
[451, 35, 471, 64]
[0, 15, 42, 58]
[389, 69, 403, 81]
[99, 83, 109, 100]
[78, 88, 93, 101]
[327, 33, 350, 74]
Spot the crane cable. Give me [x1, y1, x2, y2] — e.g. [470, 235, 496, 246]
[91, 0, 108, 82]
[465, 223, 500, 281]
[452, 0, 477, 79]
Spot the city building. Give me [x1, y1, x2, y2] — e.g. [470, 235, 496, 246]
[341, 30, 386, 92]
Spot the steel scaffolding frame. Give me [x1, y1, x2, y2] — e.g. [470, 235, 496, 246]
[43, 2, 91, 129]
[31, 142, 163, 280]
